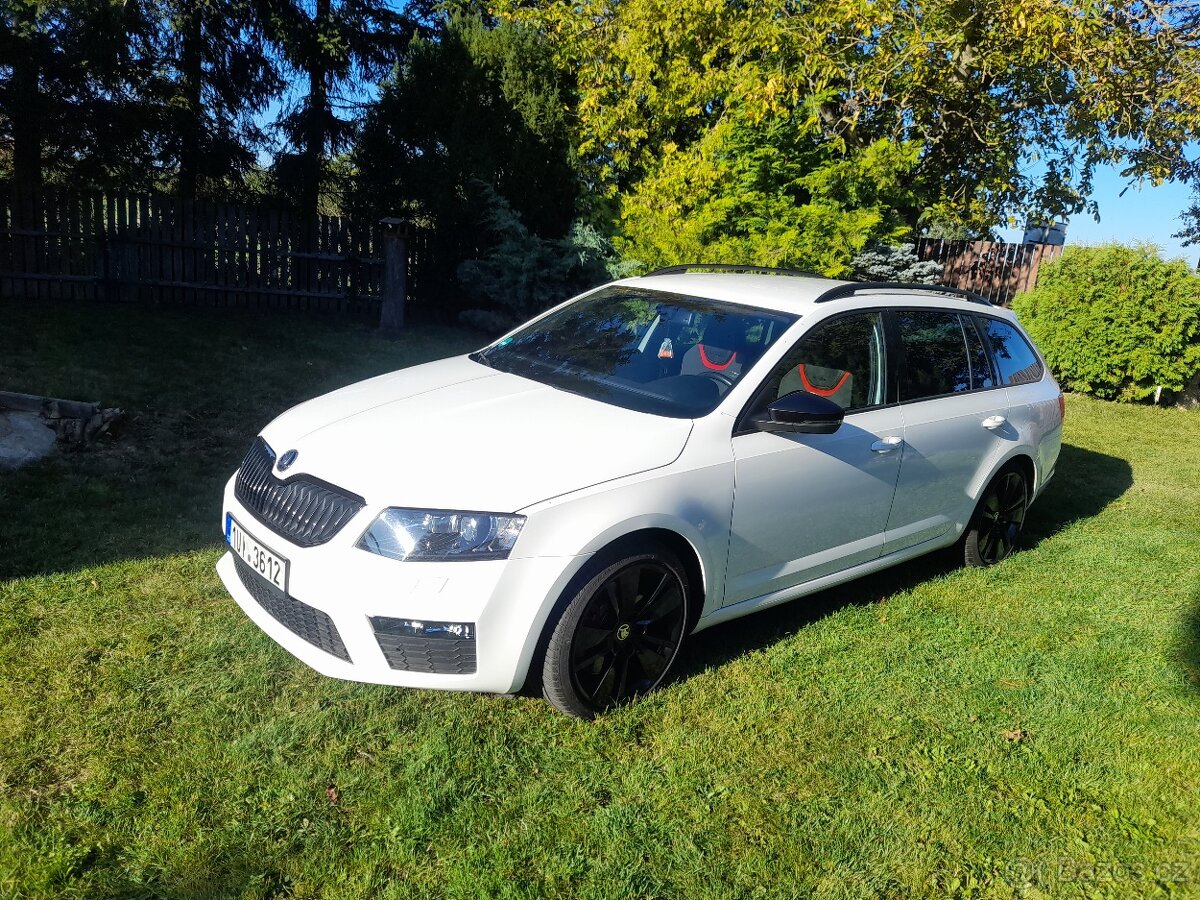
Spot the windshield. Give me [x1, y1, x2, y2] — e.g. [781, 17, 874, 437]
[472, 287, 798, 417]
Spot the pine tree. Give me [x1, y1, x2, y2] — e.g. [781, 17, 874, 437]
[0, 0, 162, 195]
[267, 0, 413, 216]
[160, 0, 281, 199]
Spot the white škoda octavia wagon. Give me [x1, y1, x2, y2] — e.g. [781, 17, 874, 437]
[218, 267, 1063, 718]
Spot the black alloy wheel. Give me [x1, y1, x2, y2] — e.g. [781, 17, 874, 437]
[964, 466, 1028, 567]
[542, 547, 689, 718]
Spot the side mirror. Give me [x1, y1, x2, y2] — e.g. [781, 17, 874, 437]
[752, 390, 844, 434]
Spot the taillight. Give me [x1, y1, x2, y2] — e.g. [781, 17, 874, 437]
[1058, 392, 1065, 422]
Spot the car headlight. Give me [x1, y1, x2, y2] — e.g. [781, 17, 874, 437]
[357, 508, 526, 562]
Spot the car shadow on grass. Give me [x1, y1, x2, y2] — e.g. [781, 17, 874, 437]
[1019, 443, 1134, 551]
[678, 442, 1133, 679]
[0, 432, 246, 582]
[1176, 588, 1200, 696]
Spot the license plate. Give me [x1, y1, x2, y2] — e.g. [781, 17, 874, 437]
[226, 514, 289, 594]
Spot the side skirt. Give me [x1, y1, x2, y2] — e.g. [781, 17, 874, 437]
[690, 532, 956, 634]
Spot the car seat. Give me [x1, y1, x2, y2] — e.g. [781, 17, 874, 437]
[679, 318, 747, 381]
[778, 360, 856, 409]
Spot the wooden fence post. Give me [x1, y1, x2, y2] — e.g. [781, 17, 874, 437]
[379, 217, 408, 332]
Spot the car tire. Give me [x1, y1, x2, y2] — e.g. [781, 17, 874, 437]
[963, 463, 1029, 567]
[542, 544, 690, 719]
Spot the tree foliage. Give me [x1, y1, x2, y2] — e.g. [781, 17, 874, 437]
[352, 13, 580, 302]
[4, 0, 1200, 311]
[851, 242, 943, 284]
[268, 0, 412, 216]
[0, 0, 164, 191]
[497, 0, 1200, 270]
[353, 13, 576, 232]
[158, 0, 282, 199]
[1013, 244, 1200, 402]
[456, 184, 622, 333]
[616, 121, 920, 274]
[0, 0, 408, 212]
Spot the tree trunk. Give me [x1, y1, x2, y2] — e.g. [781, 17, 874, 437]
[301, 0, 330, 220]
[178, 4, 204, 199]
[10, 6, 43, 203]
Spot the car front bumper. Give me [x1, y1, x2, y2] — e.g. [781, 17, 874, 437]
[216, 476, 588, 694]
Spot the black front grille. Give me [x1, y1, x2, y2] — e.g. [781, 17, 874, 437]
[370, 617, 477, 674]
[234, 437, 364, 547]
[234, 556, 352, 663]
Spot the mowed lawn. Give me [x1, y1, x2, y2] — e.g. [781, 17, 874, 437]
[1, 300, 1199, 900]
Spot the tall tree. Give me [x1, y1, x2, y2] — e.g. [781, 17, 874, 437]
[352, 13, 579, 306]
[0, 0, 162, 195]
[269, 0, 412, 216]
[353, 14, 577, 233]
[4, 0, 42, 192]
[160, 0, 281, 199]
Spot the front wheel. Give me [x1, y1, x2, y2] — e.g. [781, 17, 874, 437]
[541, 546, 690, 719]
[963, 465, 1028, 567]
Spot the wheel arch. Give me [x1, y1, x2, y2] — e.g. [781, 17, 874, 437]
[515, 523, 710, 695]
[573, 515, 714, 615]
[605, 527, 707, 633]
[952, 449, 1038, 542]
[962, 452, 1035, 567]
[969, 448, 1038, 508]
[1006, 453, 1036, 499]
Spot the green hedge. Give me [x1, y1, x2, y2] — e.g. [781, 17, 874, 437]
[1012, 244, 1200, 401]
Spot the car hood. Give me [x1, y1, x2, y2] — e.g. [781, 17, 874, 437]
[258, 355, 693, 512]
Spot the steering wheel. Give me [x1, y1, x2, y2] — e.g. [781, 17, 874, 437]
[701, 370, 736, 390]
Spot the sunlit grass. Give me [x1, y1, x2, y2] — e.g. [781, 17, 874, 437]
[2, 301, 1199, 898]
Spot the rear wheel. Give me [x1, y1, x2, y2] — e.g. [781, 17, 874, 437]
[964, 465, 1028, 567]
[542, 546, 689, 719]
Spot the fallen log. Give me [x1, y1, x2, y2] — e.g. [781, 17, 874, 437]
[0, 391, 124, 446]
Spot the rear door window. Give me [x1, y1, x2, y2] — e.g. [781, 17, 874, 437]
[980, 318, 1044, 385]
[895, 310, 972, 400]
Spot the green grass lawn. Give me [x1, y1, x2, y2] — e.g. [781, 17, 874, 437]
[2, 300, 1198, 899]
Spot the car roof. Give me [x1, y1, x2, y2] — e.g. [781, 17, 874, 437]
[615, 272, 1018, 321]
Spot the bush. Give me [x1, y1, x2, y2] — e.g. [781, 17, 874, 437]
[1012, 244, 1200, 401]
[851, 241, 943, 283]
[456, 185, 631, 334]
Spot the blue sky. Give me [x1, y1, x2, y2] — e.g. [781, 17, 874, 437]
[998, 165, 1197, 265]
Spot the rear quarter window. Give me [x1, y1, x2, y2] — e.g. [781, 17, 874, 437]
[980, 318, 1044, 385]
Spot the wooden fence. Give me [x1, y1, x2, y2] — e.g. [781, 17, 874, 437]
[1, 189, 1063, 315]
[0, 187, 409, 316]
[915, 238, 1062, 305]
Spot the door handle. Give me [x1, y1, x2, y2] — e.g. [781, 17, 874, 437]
[870, 436, 903, 453]
[982, 415, 1007, 430]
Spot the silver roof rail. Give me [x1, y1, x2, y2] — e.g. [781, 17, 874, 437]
[813, 281, 992, 306]
[643, 264, 827, 279]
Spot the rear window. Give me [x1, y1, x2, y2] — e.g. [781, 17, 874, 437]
[980, 318, 1044, 385]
